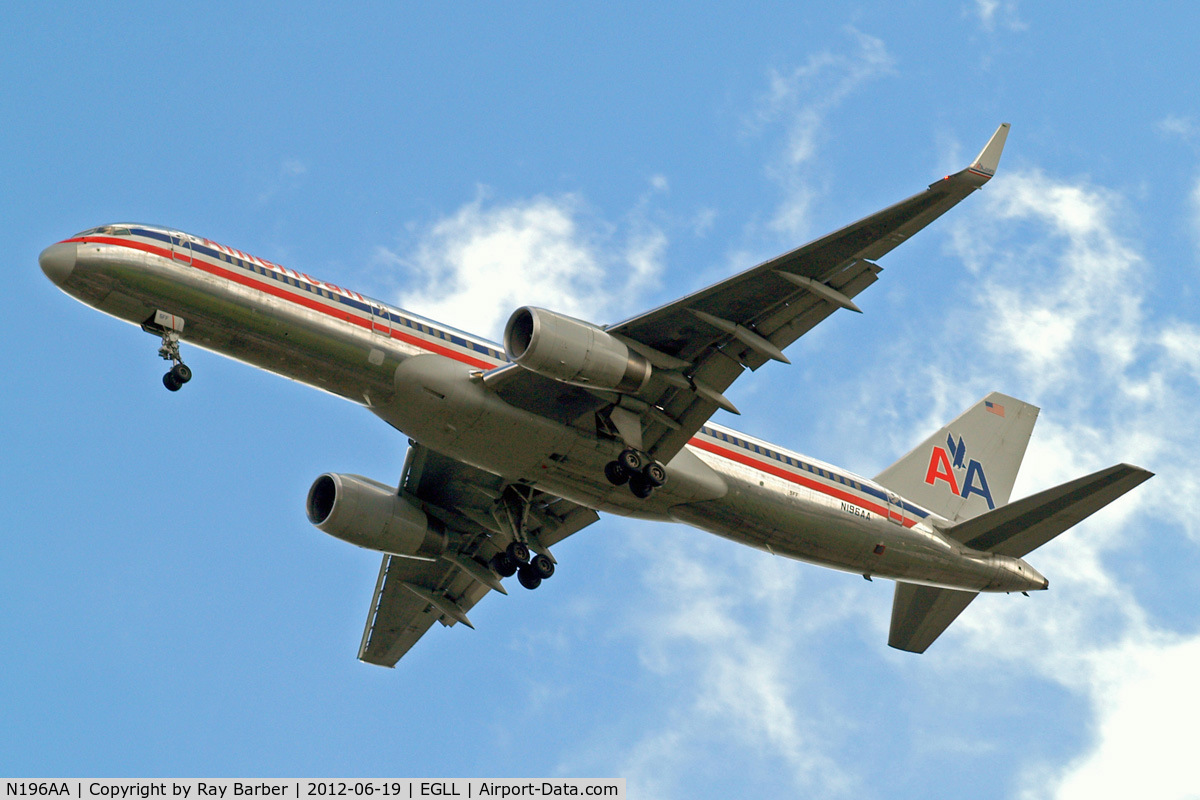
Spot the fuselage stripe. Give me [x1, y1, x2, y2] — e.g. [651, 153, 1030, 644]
[69, 235, 500, 370]
[688, 435, 919, 528]
[693, 426, 929, 520]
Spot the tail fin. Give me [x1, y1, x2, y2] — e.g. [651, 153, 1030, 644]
[875, 392, 1039, 522]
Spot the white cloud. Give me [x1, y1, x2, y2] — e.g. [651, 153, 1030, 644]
[1188, 177, 1200, 259]
[690, 207, 718, 237]
[377, 187, 666, 340]
[256, 157, 309, 204]
[903, 168, 1200, 798]
[963, 169, 1146, 397]
[1045, 636, 1200, 800]
[974, 0, 1027, 33]
[1157, 117, 1200, 249]
[1157, 114, 1199, 141]
[748, 29, 894, 239]
[617, 534, 867, 799]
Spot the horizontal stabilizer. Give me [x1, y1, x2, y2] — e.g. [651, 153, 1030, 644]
[888, 582, 978, 653]
[942, 463, 1153, 558]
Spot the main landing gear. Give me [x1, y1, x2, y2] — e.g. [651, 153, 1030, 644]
[604, 448, 667, 498]
[488, 540, 556, 591]
[485, 486, 557, 591]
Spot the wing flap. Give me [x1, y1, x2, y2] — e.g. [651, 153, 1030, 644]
[358, 554, 492, 667]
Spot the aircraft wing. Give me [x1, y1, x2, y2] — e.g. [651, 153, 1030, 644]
[357, 443, 599, 667]
[487, 124, 1010, 464]
[614, 123, 1010, 461]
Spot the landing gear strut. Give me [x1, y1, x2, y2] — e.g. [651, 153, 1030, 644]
[143, 311, 192, 392]
[605, 447, 667, 498]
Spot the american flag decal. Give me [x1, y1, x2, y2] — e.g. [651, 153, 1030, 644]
[985, 401, 1006, 417]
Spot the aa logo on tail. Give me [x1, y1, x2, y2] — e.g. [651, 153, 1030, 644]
[924, 433, 995, 509]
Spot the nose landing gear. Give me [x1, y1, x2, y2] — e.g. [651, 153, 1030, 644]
[142, 310, 193, 392]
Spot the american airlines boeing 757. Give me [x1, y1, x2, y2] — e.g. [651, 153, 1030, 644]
[40, 124, 1152, 663]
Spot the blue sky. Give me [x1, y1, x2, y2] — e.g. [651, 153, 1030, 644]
[5, 2, 1200, 797]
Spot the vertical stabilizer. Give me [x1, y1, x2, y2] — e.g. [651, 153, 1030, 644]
[875, 392, 1039, 522]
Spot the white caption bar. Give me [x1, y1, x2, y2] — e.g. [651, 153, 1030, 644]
[3, 781, 625, 800]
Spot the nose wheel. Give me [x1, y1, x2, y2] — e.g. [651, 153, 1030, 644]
[162, 362, 192, 392]
[143, 312, 193, 392]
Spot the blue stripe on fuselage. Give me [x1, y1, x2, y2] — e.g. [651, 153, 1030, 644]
[696, 424, 930, 519]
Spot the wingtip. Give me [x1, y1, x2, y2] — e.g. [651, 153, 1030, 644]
[968, 122, 1011, 179]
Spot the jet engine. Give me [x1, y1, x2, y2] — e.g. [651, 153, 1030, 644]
[503, 306, 652, 393]
[306, 473, 446, 559]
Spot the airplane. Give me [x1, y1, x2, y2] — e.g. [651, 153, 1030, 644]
[39, 123, 1152, 664]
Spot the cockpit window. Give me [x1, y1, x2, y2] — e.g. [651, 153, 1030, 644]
[73, 225, 131, 237]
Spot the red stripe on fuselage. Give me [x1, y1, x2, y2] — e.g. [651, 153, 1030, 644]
[70, 235, 498, 370]
[688, 436, 915, 527]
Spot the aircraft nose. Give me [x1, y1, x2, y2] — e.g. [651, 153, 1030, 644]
[40, 242, 77, 286]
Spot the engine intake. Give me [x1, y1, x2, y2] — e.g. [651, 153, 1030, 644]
[306, 473, 446, 559]
[504, 306, 652, 393]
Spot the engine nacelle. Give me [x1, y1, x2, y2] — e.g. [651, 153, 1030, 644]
[503, 306, 652, 393]
[306, 473, 446, 559]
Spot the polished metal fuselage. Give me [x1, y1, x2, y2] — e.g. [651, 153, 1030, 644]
[41, 227, 1047, 594]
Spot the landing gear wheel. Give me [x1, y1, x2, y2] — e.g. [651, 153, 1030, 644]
[617, 448, 643, 473]
[604, 461, 630, 486]
[506, 540, 531, 565]
[170, 363, 192, 384]
[629, 475, 654, 499]
[643, 461, 667, 487]
[162, 372, 183, 392]
[517, 563, 543, 590]
[530, 553, 555, 579]
[490, 552, 518, 578]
